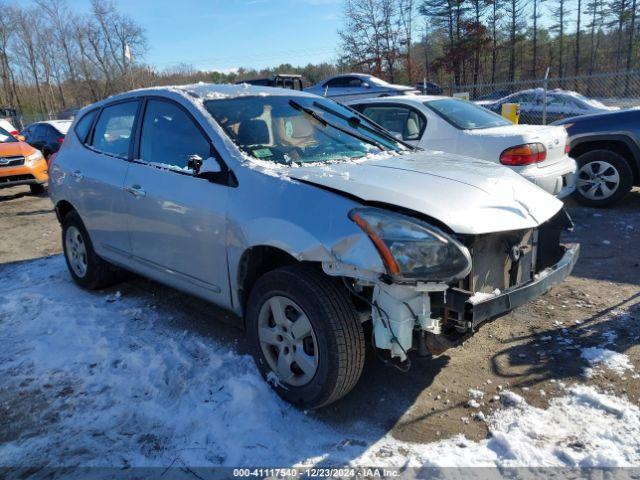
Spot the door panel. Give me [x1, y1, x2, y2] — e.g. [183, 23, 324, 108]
[124, 98, 229, 304]
[76, 101, 139, 258]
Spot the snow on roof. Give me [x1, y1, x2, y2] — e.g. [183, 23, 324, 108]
[179, 83, 317, 101]
[346, 94, 449, 105]
[36, 119, 72, 134]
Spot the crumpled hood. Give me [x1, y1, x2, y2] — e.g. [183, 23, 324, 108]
[288, 151, 563, 235]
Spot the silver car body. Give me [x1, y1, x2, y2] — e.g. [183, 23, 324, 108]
[304, 73, 418, 102]
[49, 84, 577, 362]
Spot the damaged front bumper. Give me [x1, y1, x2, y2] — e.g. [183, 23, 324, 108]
[444, 242, 580, 329]
[330, 242, 579, 362]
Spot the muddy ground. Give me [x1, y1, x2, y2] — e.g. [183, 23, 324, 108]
[1, 184, 639, 447]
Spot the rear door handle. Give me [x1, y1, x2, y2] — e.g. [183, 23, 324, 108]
[71, 170, 83, 180]
[124, 185, 146, 198]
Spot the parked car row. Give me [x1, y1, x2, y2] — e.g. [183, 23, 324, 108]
[5, 72, 634, 408]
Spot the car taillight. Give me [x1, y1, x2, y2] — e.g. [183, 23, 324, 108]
[57, 136, 65, 144]
[500, 143, 547, 166]
[10, 130, 18, 137]
[565, 143, 571, 155]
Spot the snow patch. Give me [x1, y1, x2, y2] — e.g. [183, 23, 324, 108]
[2, 257, 640, 469]
[581, 347, 634, 377]
[468, 289, 501, 305]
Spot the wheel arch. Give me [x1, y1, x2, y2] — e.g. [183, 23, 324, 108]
[54, 199, 77, 224]
[570, 134, 640, 184]
[236, 245, 299, 319]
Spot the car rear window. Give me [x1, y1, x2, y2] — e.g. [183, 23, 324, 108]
[426, 98, 512, 130]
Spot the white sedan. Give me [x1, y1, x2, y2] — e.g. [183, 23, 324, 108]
[348, 95, 577, 198]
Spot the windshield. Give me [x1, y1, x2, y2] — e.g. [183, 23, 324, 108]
[204, 95, 407, 165]
[0, 126, 17, 143]
[426, 98, 512, 130]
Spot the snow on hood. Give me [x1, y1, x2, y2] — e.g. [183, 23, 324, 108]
[288, 150, 563, 234]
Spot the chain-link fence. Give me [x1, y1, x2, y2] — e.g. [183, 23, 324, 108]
[446, 70, 640, 124]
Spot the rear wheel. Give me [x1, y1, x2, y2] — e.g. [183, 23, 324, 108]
[574, 150, 633, 207]
[62, 210, 125, 290]
[246, 264, 365, 409]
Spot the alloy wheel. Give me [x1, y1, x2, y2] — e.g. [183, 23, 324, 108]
[577, 160, 620, 200]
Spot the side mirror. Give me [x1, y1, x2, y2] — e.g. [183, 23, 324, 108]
[16, 134, 25, 142]
[199, 156, 222, 175]
[362, 82, 371, 89]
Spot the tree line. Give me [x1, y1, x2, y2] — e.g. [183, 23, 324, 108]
[0, 0, 147, 116]
[339, 0, 638, 86]
[1, 0, 637, 118]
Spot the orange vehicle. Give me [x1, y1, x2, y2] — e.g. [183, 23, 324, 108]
[0, 125, 48, 194]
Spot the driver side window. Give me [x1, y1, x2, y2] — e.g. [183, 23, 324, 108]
[140, 100, 211, 171]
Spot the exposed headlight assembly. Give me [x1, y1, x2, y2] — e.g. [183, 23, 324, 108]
[349, 207, 472, 282]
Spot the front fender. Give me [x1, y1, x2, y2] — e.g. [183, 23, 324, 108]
[225, 168, 386, 313]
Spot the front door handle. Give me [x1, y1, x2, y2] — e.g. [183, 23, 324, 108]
[71, 170, 83, 180]
[124, 185, 146, 198]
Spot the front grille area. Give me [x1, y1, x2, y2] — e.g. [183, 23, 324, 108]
[0, 156, 25, 168]
[457, 209, 572, 294]
[464, 229, 536, 293]
[0, 174, 34, 184]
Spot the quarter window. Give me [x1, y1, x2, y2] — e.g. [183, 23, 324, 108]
[91, 102, 138, 158]
[74, 110, 98, 143]
[360, 105, 425, 141]
[139, 99, 211, 171]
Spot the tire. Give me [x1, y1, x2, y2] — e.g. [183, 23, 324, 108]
[29, 183, 46, 195]
[246, 264, 365, 409]
[574, 149, 634, 207]
[62, 210, 124, 290]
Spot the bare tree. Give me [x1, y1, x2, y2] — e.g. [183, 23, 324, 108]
[550, 0, 570, 79]
[505, 0, 525, 81]
[14, 7, 47, 114]
[531, 0, 545, 77]
[339, 0, 404, 81]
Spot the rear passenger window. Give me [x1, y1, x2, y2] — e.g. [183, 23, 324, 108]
[139, 100, 210, 171]
[90, 102, 138, 158]
[361, 105, 425, 141]
[74, 110, 98, 143]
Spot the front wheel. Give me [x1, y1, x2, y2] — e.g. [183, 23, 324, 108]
[246, 264, 365, 409]
[574, 150, 633, 207]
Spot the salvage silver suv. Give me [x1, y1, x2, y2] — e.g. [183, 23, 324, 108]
[49, 84, 579, 409]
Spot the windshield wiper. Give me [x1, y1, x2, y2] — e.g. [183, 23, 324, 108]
[288, 99, 386, 151]
[312, 101, 417, 151]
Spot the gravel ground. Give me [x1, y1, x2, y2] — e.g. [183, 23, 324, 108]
[1, 183, 639, 454]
